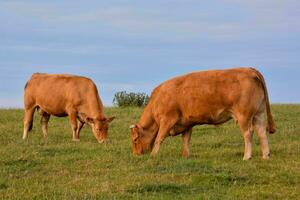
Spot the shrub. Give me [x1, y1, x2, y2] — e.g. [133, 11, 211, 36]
[113, 91, 149, 107]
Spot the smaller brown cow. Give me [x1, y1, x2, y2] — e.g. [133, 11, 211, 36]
[130, 67, 275, 160]
[23, 73, 115, 143]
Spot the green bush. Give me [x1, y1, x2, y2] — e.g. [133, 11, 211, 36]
[113, 91, 149, 107]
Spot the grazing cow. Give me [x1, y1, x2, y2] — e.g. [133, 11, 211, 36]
[23, 73, 115, 143]
[130, 67, 275, 160]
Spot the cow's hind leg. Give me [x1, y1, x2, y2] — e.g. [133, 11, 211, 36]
[182, 128, 192, 157]
[23, 107, 36, 139]
[151, 118, 177, 156]
[253, 112, 270, 159]
[40, 110, 50, 138]
[238, 116, 253, 160]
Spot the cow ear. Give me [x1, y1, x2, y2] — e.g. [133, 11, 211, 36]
[130, 124, 139, 141]
[130, 124, 143, 131]
[129, 124, 137, 129]
[78, 112, 87, 122]
[106, 116, 115, 123]
[78, 113, 94, 124]
[86, 117, 94, 124]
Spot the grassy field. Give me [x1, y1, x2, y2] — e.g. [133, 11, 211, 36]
[0, 105, 299, 200]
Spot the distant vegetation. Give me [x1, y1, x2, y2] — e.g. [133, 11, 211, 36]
[113, 91, 149, 107]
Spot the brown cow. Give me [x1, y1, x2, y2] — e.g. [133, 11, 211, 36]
[23, 73, 115, 143]
[130, 67, 275, 160]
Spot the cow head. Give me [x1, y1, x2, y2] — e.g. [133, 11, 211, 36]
[91, 117, 115, 143]
[129, 124, 152, 155]
[79, 113, 115, 143]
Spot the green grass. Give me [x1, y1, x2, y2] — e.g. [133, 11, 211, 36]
[0, 105, 299, 200]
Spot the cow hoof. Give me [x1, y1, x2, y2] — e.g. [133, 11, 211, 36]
[243, 156, 252, 161]
[72, 138, 80, 142]
[262, 154, 270, 160]
[150, 152, 158, 157]
[182, 151, 190, 158]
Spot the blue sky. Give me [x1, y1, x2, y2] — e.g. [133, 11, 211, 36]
[0, 0, 299, 107]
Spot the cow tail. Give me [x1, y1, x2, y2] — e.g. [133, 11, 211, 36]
[251, 68, 276, 134]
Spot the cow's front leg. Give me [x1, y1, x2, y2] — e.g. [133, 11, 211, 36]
[68, 112, 79, 142]
[151, 119, 177, 156]
[75, 119, 84, 140]
[181, 128, 192, 157]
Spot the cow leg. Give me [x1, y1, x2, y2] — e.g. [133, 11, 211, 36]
[75, 119, 84, 140]
[151, 119, 177, 156]
[181, 128, 192, 157]
[253, 112, 270, 159]
[23, 107, 35, 139]
[68, 112, 79, 142]
[40, 111, 50, 138]
[238, 117, 253, 160]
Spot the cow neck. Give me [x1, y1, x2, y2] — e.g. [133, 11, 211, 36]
[86, 108, 104, 120]
[86, 96, 105, 120]
[138, 121, 158, 149]
[138, 104, 158, 148]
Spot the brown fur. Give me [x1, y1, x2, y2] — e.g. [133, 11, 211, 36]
[130, 67, 275, 160]
[23, 73, 115, 142]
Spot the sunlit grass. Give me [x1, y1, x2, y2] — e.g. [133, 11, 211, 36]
[0, 105, 299, 199]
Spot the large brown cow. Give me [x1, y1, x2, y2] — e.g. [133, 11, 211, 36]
[23, 73, 115, 143]
[130, 67, 275, 160]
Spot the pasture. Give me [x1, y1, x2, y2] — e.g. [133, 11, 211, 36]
[0, 105, 299, 199]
